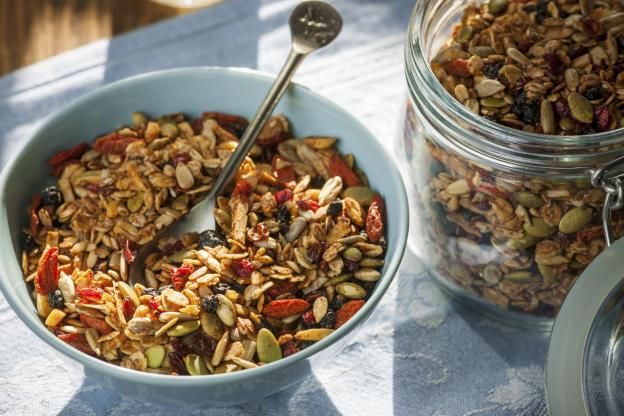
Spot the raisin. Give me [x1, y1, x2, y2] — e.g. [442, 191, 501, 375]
[512, 97, 539, 124]
[343, 260, 360, 273]
[327, 200, 343, 217]
[20, 233, 37, 251]
[309, 175, 325, 189]
[568, 45, 588, 60]
[544, 53, 563, 75]
[281, 340, 298, 357]
[212, 282, 230, 295]
[308, 242, 323, 264]
[168, 352, 188, 375]
[319, 309, 336, 328]
[535, 0, 550, 24]
[229, 281, 245, 293]
[41, 186, 62, 207]
[330, 297, 344, 310]
[482, 62, 502, 79]
[276, 205, 291, 225]
[201, 295, 219, 313]
[584, 86, 605, 101]
[189, 332, 217, 357]
[170, 338, 193, 357]
[198, 230, 227, 249]
[48, 290, 64, 309]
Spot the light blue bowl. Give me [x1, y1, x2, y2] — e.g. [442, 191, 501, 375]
[0, 67, 408, 407]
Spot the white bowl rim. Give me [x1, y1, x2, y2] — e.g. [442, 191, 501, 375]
[0, 66, 408, 386]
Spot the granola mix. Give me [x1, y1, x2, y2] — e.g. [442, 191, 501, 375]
[21, 111, 386, 375]
[432, 0, 624, 134]
[408, 0, 624, 317]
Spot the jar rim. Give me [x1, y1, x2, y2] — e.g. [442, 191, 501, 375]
[405, 0, 624, 176]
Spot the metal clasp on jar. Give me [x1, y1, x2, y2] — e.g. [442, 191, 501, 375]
[589, 154, 624, 247]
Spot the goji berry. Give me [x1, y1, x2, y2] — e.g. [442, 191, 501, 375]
[327, 154, 361, 187]
[334, 300, 365, 329]
[93, 133, 139, 155]
[366, 198, 384, 243]
[171, 263, 194, 291]
[232, 259, 254, 277]
[58, 333, 95, 355]
[274, 189, 293, 205]
[124, 240, 137, 265]
[148, 298, 161, 312]
[122, 297, 136, 321]
[266, 281, 298, 298]
[233, 180, 253, 197]
[297, 200, 319, 212]
[75, 286, 104, 302]
[281, 340, 298, 357]
[34, 246, 59, 295]
[79, 314, 112, 335]
[441, 58, 471, 77]
[47, 142, 89, 166]
[263, 298, 310, 318]
[30, 194, 42, 236]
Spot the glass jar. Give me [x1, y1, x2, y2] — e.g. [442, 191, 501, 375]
[401, 0, 624, 328]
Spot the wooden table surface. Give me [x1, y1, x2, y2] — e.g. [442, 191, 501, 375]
[0, 0, 220, 77]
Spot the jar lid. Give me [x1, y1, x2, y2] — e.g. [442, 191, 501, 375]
[547, 236, 624, 415]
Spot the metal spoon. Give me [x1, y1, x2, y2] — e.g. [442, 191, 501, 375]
[128, 1, 342, 284]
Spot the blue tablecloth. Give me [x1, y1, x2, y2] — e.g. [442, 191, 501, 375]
[0, 1, 550, 414]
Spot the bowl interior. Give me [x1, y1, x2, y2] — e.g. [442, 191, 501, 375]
[0, 67, 408, 384]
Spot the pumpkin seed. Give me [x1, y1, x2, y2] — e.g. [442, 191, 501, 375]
[342, 247, 362, 262]
[294, 328, 334, 342]
[313, 296, 328, 323]
[559, 207, 593, 233]
[184, 354, 209, 376]
[303, 136, 337, 149]
[201, 311, 224, 339]
[469, 46, 495, 57]
[538, 263, 558, 283]
[145, 345, 166, 368]
[503, 271, 535, 283]
[167, 320, 200, 337]
[540, 100, 555, 134]
[336, 282, 367, 299]
[515, 191, 544, 208]
[559, 117, 576, 131]
[343, 186, 376, 206]
[256, 328, 282, 363]
[475, 79, 506, 97]
[359, 258, 385, 267]
[171, 194, 190, 211]
[506, 234, 541, 250]
[446, 179, 471, 195]
[160, 123, 179, 138]
[488, 0, 508, 15]
[169, 249, 193, 263]
[324, 273, 353, 287]
[523, 217, 555, 238]
[457, 25, 474, 43]
[568, 92, 594, 124]
[131, 112, 148, 126]
[480, 97, 507, 108]
[465, 98, 480, 114]
[216, 294, 236, 327]
[354, 268, 382, 282]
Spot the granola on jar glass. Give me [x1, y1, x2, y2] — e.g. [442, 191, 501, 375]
[403, 0, 624, 326]
[21, 111, 387, 375]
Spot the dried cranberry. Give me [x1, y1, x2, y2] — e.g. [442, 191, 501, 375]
[171, 263, 194, 291]
[172, 153, 191, 166]
[232, 259, 254, 277]
[124, 240, 137, 265]
[274, 189, 293, 205]
[482, 62, 502, 79]
[297, 200, 319, 212]
[233, 180, 253, 197]
[168, 352, 188, 375]
[554, 100, 570, 119]
[302, 310, 317, 327]
[544, 53, 563, 75]
[281, 341, 298, 357]
[122, 297, 136, 320]
[595, 106, 611, 132]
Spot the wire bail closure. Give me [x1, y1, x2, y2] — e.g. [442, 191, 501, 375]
[589, 154, 624, 247]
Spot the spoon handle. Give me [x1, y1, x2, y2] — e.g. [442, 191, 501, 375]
[211, 49, 306, 196]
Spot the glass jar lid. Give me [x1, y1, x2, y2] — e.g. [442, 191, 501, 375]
[547, 235, 624, 415]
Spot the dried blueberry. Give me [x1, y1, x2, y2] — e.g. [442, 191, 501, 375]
[48, 290, 64, 309]
[41, 186, 62, 207]
[20, 233, 37, 251]
[229, 281, 244, 293]
[319, 309, 336, 328]
[256, 316, 277, 335]
[327, 200, 343, 217]
[212, 282, 230, 295]
[276, 205, 291, 224]
[535, 0, 550, 24]
[200, 295, 219, 313]
[583, 86, 605, 101]
[309, 175, 325, 189]
[296, 341, 315, 351]
[198, 230, 227, 249]
[343, 260, 359, 273]
[482, 62, 502, 79]
[142, 288, 158, 297]
[511, 95, 540, 124]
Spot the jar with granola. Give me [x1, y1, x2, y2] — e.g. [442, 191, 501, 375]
[402, 0, 624, 328]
